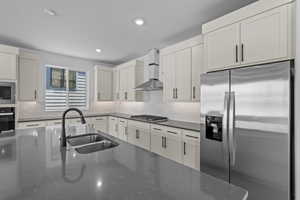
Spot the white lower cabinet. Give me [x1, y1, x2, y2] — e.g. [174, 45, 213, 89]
[118, 119, 128, 141]
[164, 128, 182, 163]
[150, 125, 182, 164]
[182, 130, 200, 170]
[108, 117, 119, 137]
[150, 125, 166, 156]
[127, 120, 151, 150]
[92, 116, 108, 133]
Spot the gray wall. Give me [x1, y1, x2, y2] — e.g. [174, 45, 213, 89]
[18, 48, 115, 119]
[295, 1, 299, 200]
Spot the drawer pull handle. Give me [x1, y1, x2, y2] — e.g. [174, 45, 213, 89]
[185, 135, 199, 139]
[136, 130, 140, 139]
[184, 142, 186, 155]
[167, 131, 178, 135]
[153, 128, 162, 131]
[27, 124, 39, 127]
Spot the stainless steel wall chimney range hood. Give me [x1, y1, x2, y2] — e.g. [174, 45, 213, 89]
[135, 49, 163, 91]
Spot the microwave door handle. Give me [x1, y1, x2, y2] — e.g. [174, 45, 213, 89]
[229, 92, 236, 166]
[222, 92, 230, 164]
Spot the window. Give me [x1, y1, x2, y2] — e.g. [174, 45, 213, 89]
[45, 65, 88, 111]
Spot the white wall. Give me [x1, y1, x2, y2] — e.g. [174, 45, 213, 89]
[115, 91, 200, 123]
[18, 48, 115, 119]
[295, 0, 300, 199]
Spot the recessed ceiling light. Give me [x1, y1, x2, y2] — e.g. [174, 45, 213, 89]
[43, 8, 57, 16]
[134, 18, 145, 26]
[96, 49, 102, 53]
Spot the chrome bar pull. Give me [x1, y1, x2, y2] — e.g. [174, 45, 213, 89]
[235, 45, 238, 63]
[241, 44, 244, 62]
[193, 86, 196, 99]
[222, 92, 230, 164]
[229, 92, 236, 166]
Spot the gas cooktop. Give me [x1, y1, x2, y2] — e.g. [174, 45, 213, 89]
[130, 115, 168, 122]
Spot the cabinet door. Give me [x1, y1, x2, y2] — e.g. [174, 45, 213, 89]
[19, 57, 39, 101]
[94, 117, 108, 133]
[108, 117, 118, 137]
[204, 23, 240, 72]
[191, 45, 203, 101]
[126, 66, 136, 101]
[135, 127, 151, 150]
[182, 131, 200, 170]
[240, 6, 289, 65]
[0, 53, 17, 80]
[118, 119, 128, 141]
[165, 128, 182, 163]
[113, 69, 120, 100]
[119, 68, 127, 101]
[150, 126, 166, 156]
[127, 126, 136, 145]
[97, 69, 113, 101]
[162, 53, 176, 102]
[175, 48, 192, 101]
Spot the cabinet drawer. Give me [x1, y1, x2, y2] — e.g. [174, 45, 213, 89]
[118, 119, 127, 124]
[18, 121, 46, 129]
[128, 120, 150, 130]
[182, 130, 200, 142]
[151, 125, 165, 133]
[47, 120, 62, 126]
[165, 127, 182, 138]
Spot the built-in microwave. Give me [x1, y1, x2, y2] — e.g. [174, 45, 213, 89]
[0, 82, 15, 104]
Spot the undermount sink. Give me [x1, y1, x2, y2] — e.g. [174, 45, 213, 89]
[66, 133, 119, 154]
[75, 140, 119, 154]
[67, 133, 106, 147]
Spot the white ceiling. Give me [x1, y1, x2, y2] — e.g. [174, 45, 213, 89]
[0, 0, 256, 64]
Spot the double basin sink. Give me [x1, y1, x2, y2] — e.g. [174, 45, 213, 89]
[67, 133, 119, 154]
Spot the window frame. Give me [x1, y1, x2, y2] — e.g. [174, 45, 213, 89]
[45, 65, 89, 111]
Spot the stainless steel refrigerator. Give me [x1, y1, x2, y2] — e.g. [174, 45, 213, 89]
[200, 61, 294, 200]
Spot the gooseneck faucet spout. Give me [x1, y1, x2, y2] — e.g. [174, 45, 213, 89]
[61, 108, 86, 147]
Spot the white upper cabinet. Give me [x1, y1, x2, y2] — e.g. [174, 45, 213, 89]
[161, 35, 203, 102]
[18, 54, 40, 101]
[117, 60, 144, 102]
[202, 0, 295, 72]
[112, 69, 120, 101]
[175, 48, 192, 101]
[191, 45, 203, 101]
[162, 53, 176, 102]
[204, 24, 240, 72]
[240, 6, 289, 65]
[0, 45, 19, 80]
[97, 67, 113, 101]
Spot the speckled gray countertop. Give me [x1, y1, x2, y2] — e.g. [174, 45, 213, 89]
[18, 112, 201, 132]
[0, 127, 247, 200]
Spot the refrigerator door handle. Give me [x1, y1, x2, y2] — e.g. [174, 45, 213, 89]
[229, 92, 236, 166]
[222, 92, 230, 164]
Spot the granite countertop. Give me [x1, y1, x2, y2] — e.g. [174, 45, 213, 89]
[18, 113, 201, 132]
[0, 127, 247, 200]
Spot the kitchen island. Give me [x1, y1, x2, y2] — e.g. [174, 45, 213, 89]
[0, 126, 247, 200]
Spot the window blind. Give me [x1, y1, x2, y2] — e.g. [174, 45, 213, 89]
[45, 66, 88, 111]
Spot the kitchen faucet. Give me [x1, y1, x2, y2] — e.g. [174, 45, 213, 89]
[61, 108, 86, 147]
